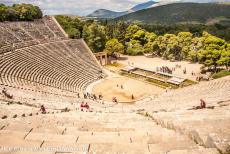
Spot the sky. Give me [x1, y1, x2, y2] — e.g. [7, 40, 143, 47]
[1, 0, 229, 16]
[1, 0, 174, 16]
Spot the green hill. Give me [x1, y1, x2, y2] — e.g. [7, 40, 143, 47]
[115, 3, 230, 25]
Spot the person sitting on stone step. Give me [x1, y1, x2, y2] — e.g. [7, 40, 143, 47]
[40, 105, 46, 114]
[80, 102, 85, 111]
[200, 99, 206, 109]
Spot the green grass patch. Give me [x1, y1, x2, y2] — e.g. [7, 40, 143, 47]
[212, 70, 230, 79]
[145, 78, 178, 89]
[182, 79, 198, 87]
[107, 62, 124, 68]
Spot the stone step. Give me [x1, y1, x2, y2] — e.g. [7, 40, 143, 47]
[167, 148, 219, 154]
[41, 141, 89, 153]
[77, 135, 131, 144]
[25, 133, 77, 143]
[89, 143, 149, 154]
[148, 140, 198, 154]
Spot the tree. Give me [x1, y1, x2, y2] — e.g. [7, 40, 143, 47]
[83, 22, 107, 52]
[178, 32, 193, 59]
[104, 38, 124, 55]
[145, 32, 157, 43]
[114, 21, 128, 45]
[0, 4, 8, 21]
[217, 44, 230, 69]
[197, 33, 226, 71]
[0, 3, 42, 21]
[56, 15, 84, 38]
[143, 32, 157, 53]
[66, 28, 80, 39]
[13, 4, 42, 21]
[126, 40, 144, 55]
[133, 29, 146, 45]
[125, 25, 142, 42]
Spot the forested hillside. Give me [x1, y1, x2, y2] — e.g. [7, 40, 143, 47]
[115, 3, 230, 24]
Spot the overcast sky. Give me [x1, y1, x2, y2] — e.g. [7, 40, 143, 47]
[1, 0, 177, 16]
[1, 0, 229, 16]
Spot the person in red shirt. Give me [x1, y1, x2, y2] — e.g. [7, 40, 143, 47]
[40, 105, 46, 114]
[84, 103, 89, 110]
[200, 99, 206, 109]
[80, 102, 85, 111]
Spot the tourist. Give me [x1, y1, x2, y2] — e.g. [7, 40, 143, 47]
[200, 99, 206, 109]
[113, 97, 118, 104]
[84, 93, 87, 99]
[121, 85, 123, 89]
[40, 105, 46, 114]
[80, 102, 85, 111]
[87, 92, 90, 98]
[2, 88, 6, 94]
[99, 94, 103, 100]
[191, 71, 194, 76]
[77, 93, 80, 98]
[85, 103, 90, 110]
[93, 94, 97, 100]
[183, 68, 187, 74]
[131, 94, 134, 100]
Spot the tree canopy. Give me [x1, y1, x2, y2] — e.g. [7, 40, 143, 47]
[56, 16, 230, 71]
[104, 38, 124, 55]
[0, 3, 42, 21]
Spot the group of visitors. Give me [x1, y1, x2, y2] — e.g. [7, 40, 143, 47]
[117, 84, 124, 89]
[80, 102, 90, 111]
[83, 92, 103, 101]
[156, 66, 172, 74]
[2, 88, 13, 99]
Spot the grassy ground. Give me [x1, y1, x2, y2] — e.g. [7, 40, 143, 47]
[107, 62, 125, 68]
[120, 71, 197, 89]
[182, 79, 198, 87]
[212, 70, 230, 79]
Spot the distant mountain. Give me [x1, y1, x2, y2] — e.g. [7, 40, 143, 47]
[87, 9, 126, 19]
[87, 0, 157, 18]
[115, 3, 230, 25]
[181, 0, 230, 3]
[129, 0, 158, 12]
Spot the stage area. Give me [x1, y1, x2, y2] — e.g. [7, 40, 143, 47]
[116, 56, 203, 81]
[92, 76, 164, 103]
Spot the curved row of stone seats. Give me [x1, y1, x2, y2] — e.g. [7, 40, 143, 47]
[0, 101, 41, 119]
[0, 85, 77, 108]
[0, 39, 103, 93]
[0, 84, 114, 113]
[1, 22, 33, 42]
[0, 26, 20, 47]
[0, 110, 219, 154]
[65, 40, 102, 70]
[0, 16, 67, 52]
[19, 22, 47, 42]
[137, 76, 230, 112]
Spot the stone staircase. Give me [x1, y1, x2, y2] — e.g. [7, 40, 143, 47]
[0, 110, 219, 154]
